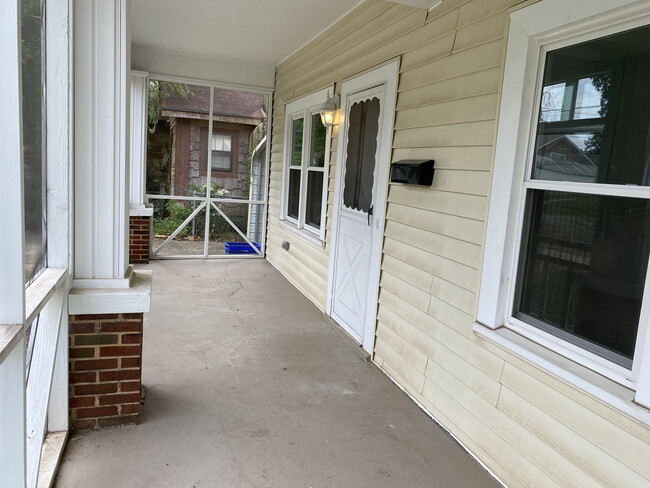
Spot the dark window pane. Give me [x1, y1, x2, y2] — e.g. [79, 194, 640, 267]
[305, 171, 324, 229]
[533, 25, 650, 185]
[343, 98, 380, 212]
[310, 113, 326, 167]
[291, 118, 304, 167]
[287, 168, 301, 220]
[22, 0, 46, 284]
[211, 151, 231, 171]
[516, 190, 650, 367]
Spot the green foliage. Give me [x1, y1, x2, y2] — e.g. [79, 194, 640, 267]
[291, 118, 304, 166]
[310, 116, 327, 167]
[153, 198, 250, 243]
[153, 200, 192, 236]
[584, 74, 612, 166]
[148, 81, 194, 134]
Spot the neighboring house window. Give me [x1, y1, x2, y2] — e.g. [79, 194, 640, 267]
[210, 132, 233, 172]
[200, 127, 238, 178]
[21, 0, 47, 284]
[477, 0, 650, 417]
[282, 87, 331, 239]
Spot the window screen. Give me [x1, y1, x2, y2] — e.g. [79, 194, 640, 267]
[22, 0, 47, 284]
[343, 98, 380, 213]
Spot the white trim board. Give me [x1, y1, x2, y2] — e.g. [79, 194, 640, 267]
[133, 46, 276, 91]
[68, 270, 152, 314]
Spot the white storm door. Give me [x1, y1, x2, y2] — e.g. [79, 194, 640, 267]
[331, 87, 384, 343]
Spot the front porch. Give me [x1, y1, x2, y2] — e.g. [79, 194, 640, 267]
[54, 260, 499, 487]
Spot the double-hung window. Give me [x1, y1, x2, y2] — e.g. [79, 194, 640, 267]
[477, 0, 650, 419]
[209, 132, 233, 172]
[281, 87, 331, 240]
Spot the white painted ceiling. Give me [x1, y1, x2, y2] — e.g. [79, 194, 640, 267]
[130, 0, 366, 65]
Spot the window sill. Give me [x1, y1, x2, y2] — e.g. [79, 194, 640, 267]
[0, 268, 69, 366]
[25, 267, 69, 326]
[0, 324, 24, 365]
[278, 219, 325, 248]
[473, 321, 650, 426]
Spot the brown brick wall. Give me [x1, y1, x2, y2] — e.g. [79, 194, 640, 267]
[129, 216, 151, 264]
[69, 313, 143, 431]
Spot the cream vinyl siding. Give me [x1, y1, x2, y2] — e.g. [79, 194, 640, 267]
[268, 0, 650, 487]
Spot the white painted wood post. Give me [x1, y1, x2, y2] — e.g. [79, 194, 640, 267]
[25, 287, 65, 488]
[45, 0, 72, 437]
[0, 1, 27, 486]
[47, 301, 69, 431]
[130, 71, 149, 210]
[74, 0, 131, 281]
[46, 0, 73, 271]
[0, 342, 27, 488]
[1, 0, 25, 319]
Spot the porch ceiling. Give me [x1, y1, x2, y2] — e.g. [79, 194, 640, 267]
[130, 0, 365, 66]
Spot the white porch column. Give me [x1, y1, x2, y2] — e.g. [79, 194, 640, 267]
[74, 0, 131, 281]
[70, 0, 150, 315]
[129, 70, 151, 212]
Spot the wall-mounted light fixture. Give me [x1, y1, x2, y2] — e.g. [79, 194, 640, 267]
[319, 91, 340, 128]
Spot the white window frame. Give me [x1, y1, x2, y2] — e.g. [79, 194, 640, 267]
[280, 86, 332, 242]
[209, 132, 233, 172]
[1, 0, 72, 486]
[475, 0, 650, 421]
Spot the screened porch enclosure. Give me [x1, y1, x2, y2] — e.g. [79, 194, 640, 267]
[146, 81, 269, 259]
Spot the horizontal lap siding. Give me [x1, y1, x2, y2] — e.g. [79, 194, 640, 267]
[269, 0, 650, 486]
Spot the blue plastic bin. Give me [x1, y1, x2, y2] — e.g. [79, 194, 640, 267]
[224, 241, 261, 255]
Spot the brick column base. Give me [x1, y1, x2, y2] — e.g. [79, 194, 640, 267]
[69, 313, 143, 431]
[129, 215, 151, 264]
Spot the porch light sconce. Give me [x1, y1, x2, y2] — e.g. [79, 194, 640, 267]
[320, 92, 340, 128]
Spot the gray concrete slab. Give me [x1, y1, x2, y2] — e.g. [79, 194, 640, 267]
[54, 259, 501, 488]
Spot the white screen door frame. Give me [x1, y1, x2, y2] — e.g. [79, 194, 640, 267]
[326, 61, 399, 354]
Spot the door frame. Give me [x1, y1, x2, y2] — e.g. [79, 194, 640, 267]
[326, 60, 399, 354]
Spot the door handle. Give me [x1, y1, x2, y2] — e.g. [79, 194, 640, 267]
[367, 205, 374, 226]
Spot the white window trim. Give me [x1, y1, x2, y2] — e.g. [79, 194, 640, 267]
[280, 86, 332, 242]
[475, 0, 650, 419]
[209, 132, 234, 172]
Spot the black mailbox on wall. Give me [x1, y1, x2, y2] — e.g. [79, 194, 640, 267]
[390, 159, 435, 186]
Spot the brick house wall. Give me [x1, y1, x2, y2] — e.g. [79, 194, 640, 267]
[69, 313, 144, 431]
[129, 215, 151, 264]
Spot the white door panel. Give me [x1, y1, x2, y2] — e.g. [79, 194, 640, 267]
[332, 212, 372, 340]
[331, 90, 383, 343]
[327, 61, 399, 353]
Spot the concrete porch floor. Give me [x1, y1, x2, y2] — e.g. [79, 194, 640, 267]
[54, 259, 501, 488]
